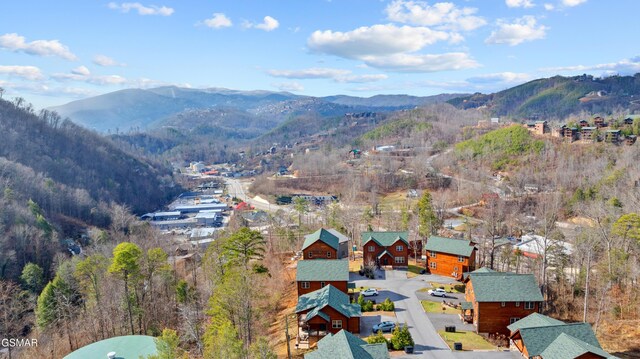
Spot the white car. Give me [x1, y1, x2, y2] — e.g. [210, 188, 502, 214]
[428, 288, 447, 297]
[361, 288, 379, 297]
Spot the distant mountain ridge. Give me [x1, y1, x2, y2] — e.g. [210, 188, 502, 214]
[49, 86, 465, 133]
[448, 73, 640, 118]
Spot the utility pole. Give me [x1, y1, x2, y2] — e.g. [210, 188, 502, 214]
[583, 248, 591, 322]
[285, 313, 292, 359]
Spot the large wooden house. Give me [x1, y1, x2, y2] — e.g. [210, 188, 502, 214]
[507, 313, 615, 358]
[424, 236, 476, 280]
[302, 228, 349, 260]
[296, 259, 350, 297]
[295, 285, 361, 340]
[462, 268, 543, 335]
[361, 231, 409, 268]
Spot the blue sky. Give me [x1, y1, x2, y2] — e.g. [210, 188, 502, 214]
[0, 0, 638, 108]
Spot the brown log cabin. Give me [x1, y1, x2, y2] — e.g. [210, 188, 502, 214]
[361, 231, 409, 268]
[424, 236, 476, 280]
[302, 228, 349, 260]
[295, 285, 361, 341]
[296, 259, 350, 297]
[461, 268, 543, 336]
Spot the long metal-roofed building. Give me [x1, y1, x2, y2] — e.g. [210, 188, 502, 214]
[63, 335, 158, 359]
[174, 203, 229, 213]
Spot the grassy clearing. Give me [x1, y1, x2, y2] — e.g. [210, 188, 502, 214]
[421, 300, 459, 315]
[407, 264, 424, 278]
[430, 282, 465, 293]
[437, 330, 496, 350]
[349, 257, 363, 272]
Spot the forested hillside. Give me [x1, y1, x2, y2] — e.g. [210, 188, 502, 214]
[0, 96, 179, 280]
[449, 73, 640, 118]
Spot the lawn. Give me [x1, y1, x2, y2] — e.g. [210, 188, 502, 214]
[429, 282, 465, 293]
[437, 330, 496, 350]
[407, 264, 424, 278]
[421, 300, 459, 315]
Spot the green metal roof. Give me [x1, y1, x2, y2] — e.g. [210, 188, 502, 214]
[305, 330, 389, 359]
[540, 332, 617, 359]
[296, 259, 349, 282]
[377, 250, 392, 259]
[507, 313, 564, 333]
[462, 267, 495, 281]
[460, 301, 474, 310]
[425, 236, 476, 257]
[63, 335, 158, 359]
[296, 284, 361, 318]
[361, 231, 409, 247]
[326, 228, 349, 244]
[305, 307, 330, 322]
[303, 228, 340, 251]
[517, 323, 602, 357]
[468, 271, 543, 302]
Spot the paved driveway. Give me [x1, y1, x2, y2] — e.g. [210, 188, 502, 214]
[352, 269, 519, 359]
[361, 313, 397, 335]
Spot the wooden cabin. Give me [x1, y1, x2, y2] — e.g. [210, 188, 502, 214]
[424, 236, 476, 280]
[296, 259, 349, 297]
[361, 231, 409, 268]
[302, 228, 349, 260]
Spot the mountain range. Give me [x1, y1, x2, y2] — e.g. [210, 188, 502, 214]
[48, 87, 463, 133]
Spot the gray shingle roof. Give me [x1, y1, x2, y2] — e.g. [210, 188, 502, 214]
[469, 271, 543, 302]
[540, 332, 617, 359]
[296, 259, 349, 282]
[361, 231, 409, 247]
[425, 236, 476, 257]
[507, 313, 564, 333]
[296, 285, 361, 318]
[303, 229, 340, 251]
[305, 330, 389, 359]
[517, 323, 602, 357]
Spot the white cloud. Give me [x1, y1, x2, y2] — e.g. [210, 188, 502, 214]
[71, 66, 91, 76]
[485, 16, 547, 46]
[267, 67, 388, 83]
[268, 68, 350, 79]
[385, 0, 486, 31]
[506, 0, 535, 8]
[337, 74, 389, 83]
[360, 52, 480, 73]
[244, 16, 280, 31]
[467, 72, 531, 84]
[561, 0, 587, 7]
[107, 2, 174, 16]
[308, 24, 451, 59]
[0, 65, 44, 80]
[541, 56, 640, 75]
[52, 68, 128, 85]
[93, 54, 125, 67]
[543, 3, 555, 10]
[203, 13, 232, 29]
[273, 82, 304, 92]
[0, 33, 77, 61]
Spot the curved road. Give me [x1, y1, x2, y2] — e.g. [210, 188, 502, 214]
[354, 269, 518, 359]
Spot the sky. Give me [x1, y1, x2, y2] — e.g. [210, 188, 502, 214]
[0, 0, 639, 108]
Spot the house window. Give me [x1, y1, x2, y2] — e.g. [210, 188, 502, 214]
[396, 245, 404, 252]
[320, 282, 326, 287]
[308, 252, 313, 259]
[368, 245, 375, 252]
[515, 302, 520, 307]
[509, 317, 520, 324]
[458, 255, 465, 262]
[332, 320, 342, 329]
[454, 266, 458, 271]
[395, 256, 405, 264]
[327, 251, 331, 258]
[430, 262, 437, 269]
[525, 302, 535, 310]
[501, 302, 506, 307]
[301, 282, 310, 289]
[430, 251, 437, 258]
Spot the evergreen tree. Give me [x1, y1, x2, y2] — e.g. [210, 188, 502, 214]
[20, 262, 44, 294]
[109, 242, 142, 335]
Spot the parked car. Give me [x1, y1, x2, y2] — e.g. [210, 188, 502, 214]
[372, 321, 396, 333]
[361, 288, 379, 297]
[428, 288, 447, 297]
